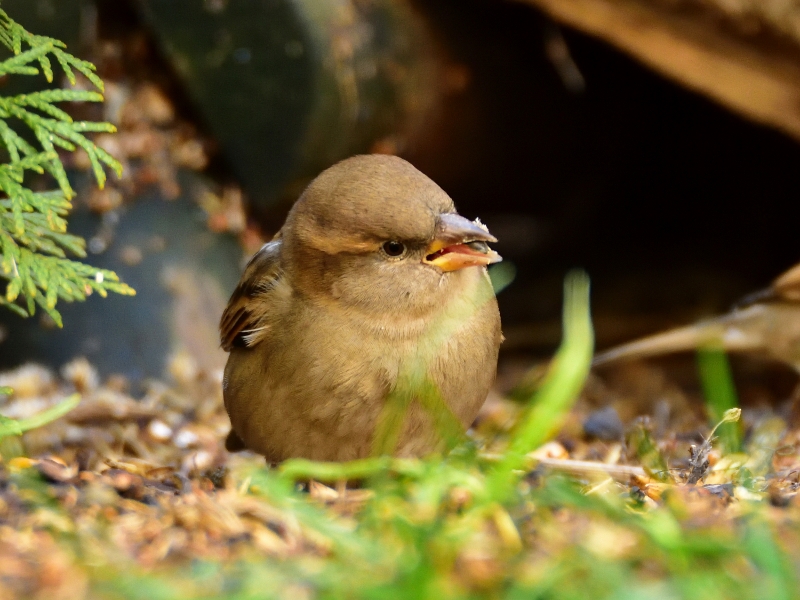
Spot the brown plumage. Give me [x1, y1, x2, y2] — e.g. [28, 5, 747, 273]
[593, 262, 800, 372]
[220, 154, 503, 462]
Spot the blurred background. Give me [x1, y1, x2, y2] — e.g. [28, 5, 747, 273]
[2, 0, 799, 392]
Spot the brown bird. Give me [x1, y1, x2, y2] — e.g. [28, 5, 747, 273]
[219, 154, 502, 462]
[593, 262, 800, 372]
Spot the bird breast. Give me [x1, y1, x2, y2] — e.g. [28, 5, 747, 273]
[224, 265, 499, 461]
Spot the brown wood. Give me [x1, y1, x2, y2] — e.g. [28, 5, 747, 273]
[519, 0, 800, 140]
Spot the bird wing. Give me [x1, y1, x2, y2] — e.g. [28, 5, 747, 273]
[219, 239, 284, 351]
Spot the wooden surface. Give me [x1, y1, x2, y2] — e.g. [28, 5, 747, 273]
[519, 0, 800, 140]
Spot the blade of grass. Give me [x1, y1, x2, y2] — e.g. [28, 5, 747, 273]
[279, 456, 424, 482]
[488, 261, 516, 294]
[697, 346, 741, 453]
[487, 270, 594, 502]
[0, 392, 80, 440]
[742, 516, 796, 600]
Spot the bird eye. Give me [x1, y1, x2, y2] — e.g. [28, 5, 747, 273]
[382, 240, 406, 257]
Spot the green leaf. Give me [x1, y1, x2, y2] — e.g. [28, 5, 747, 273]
[5, 275, 20, 301]
[0, 8, 133, 321]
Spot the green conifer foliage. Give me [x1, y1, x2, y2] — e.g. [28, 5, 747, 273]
[0, 8, 134, 327]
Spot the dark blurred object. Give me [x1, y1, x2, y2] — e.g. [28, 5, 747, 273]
[519, 0, 800, 141]
[0, 172, 240, 382]
[135, 0, 441, 215]
[583, 405, 623, 440]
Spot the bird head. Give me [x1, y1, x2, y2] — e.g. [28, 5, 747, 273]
[281, 154, 501, 319]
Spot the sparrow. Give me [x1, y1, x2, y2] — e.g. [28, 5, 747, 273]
[592, 262, 800, 372]
[219, 154, 502, 462]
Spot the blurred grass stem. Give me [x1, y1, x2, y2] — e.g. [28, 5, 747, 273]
[488, 270, 593, 501]
[697, 346, 741, 453]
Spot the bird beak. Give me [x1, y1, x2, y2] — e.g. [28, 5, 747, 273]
[423, 213, 502, 272]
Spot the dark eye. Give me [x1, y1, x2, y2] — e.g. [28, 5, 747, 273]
[382, 240, 406, 257]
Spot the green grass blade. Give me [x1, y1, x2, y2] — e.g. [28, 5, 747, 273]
[10, 393, 79, 435]
[697, 346, 741, 453]
[487, 270, 594, 501]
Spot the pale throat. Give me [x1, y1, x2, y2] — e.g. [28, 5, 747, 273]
[350, 268, 489, 345]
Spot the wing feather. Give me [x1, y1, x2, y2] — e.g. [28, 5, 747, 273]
[219, 239, 284, 351]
